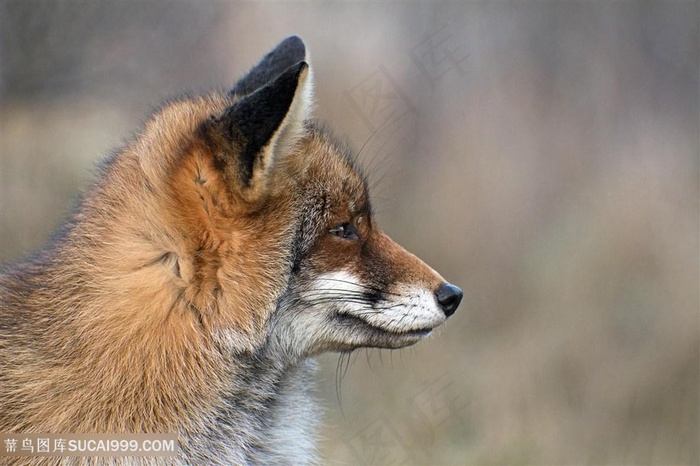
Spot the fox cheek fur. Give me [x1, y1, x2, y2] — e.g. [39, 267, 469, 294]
[0, 36, 462, 464]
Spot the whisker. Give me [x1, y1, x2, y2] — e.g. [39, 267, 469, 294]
[360, 114, 405, 180]
[365, 348, 374, 373]
[335, 353, 346, 417]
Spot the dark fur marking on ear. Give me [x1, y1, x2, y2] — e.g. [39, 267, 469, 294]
[231, 36, 306, 96]
[222, 62, 308, 186]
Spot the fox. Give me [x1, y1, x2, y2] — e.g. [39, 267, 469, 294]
[0, 36, 462, 465]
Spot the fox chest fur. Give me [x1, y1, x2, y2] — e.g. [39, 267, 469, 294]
[0, 37, 462, 465]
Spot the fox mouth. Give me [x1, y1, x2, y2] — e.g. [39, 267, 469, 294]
[333, 312, 434, 346]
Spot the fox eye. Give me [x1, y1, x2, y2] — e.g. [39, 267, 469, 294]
[329, 222, 359, 240]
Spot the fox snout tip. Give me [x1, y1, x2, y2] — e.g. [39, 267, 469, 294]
[435, 283, 463, 317]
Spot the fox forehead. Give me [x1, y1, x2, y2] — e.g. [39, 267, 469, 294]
[275, 125, 370, 217]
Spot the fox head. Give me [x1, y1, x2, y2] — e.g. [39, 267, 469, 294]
[87, 36, 462, 360]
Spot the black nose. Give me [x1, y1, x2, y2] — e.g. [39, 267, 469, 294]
[435, 283, 463, 317]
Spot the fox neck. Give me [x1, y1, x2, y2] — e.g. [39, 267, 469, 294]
[5, 235, 312, 434]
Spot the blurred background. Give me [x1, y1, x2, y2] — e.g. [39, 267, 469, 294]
[1, 2, 697, 465]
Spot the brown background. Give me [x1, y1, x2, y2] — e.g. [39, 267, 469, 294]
[1, 2, 697, 465]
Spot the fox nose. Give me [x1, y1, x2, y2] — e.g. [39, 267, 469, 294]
[435, 283, 463, 317]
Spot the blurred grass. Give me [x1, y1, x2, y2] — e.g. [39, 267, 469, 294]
[1, 2, 698, 465]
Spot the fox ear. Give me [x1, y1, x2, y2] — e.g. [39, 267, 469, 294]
[209, 61, 312, 201]
[231, 36, 307, 96]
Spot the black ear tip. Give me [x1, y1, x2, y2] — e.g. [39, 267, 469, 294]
[231, 36, 308, 96]
[278, 36, 306, 63]
[282, 35, 305, 48]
